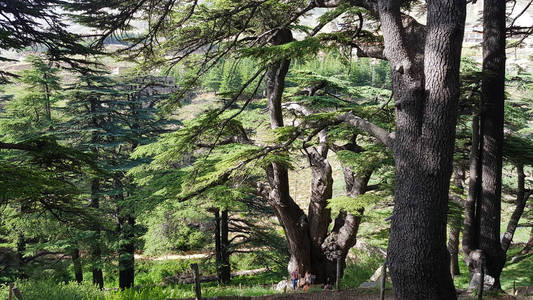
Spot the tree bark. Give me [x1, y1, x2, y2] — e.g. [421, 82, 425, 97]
[502, 165, 531, 253]
[71, 248, 83, 284]
[88, 95, 104, 289]
[376, 1, 466, 298]
[116, 177, 135, 290]
[219, 209, 231, 284]
[478, 0, 507, 289]
[89, 178, 104, 289]
[448, 222, 461, 277]
[449, 168, 465, 277]
[463, 114, 481, 263]
[264, 28, 312, 278]
[118, 213, 135, 290]
[214, 209, 222, 282]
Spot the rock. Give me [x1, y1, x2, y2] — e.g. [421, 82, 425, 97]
[370, 266, 384, 282]
[467, 272, 496, 292]
[354, 240, 387, 258]
[276, 280, 291, 291]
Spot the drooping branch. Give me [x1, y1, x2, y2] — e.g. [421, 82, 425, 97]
[338, 112, 394, 149]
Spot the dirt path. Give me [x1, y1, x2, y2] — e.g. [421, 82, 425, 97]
[134, 252, 210, 261]
[173, 290, 396, 300]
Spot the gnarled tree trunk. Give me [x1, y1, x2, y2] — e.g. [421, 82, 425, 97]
[265, 28, 312, 278]
[264, 28, 369, 283]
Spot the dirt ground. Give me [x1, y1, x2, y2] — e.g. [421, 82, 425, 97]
[174, 289, 533, 300]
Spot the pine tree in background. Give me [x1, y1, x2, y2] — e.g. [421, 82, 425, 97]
[59, 71, 178, 289]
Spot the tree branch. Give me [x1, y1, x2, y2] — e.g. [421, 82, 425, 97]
[0, 142, 34, 151]
[338, 112, 394, 149]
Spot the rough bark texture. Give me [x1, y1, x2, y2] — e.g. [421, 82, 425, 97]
[261, 3, 465, 296]
[377, 0, 466, 299]
[72, 248, 83, 284]
[502, 165, 531, 253]
[448, 226, 461, 277]
[307, 129, 335, 283]
[263, 28, 367, 283]
[449, 169, 465, 277]
[463, 114, 481, 261]
[478, 0, 507, 289]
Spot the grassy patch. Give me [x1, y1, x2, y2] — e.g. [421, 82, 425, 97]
[453, 245, 533, 292]
[0, 280, 105, 300]
[341, 250, 384, 289]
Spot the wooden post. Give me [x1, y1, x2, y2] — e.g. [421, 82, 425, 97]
[336, 256, 341, 290]
[380, 262, 387, 300]
[8, 283, 13, 300]
[191, 263, 202, 300]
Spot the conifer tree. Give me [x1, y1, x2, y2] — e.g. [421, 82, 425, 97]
[82, 0, 468, 297]
[60, 71, 177, 289]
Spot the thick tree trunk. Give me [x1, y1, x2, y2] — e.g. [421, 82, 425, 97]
[307, 127, 334, 283]
[117, 213, 135, 289]
[219, 210, 231, 283]
[478, 0, 507, 289]
[89, 179, 104, 289]
[449, 169, 465, 277]
[448, 225, 461, 277]
[323, 167, 368, 280]
[214, 209, 222, 282]
[502, 165, 530, 253]
[116, 177, 135, 290]
[379, 1, 466, 298]
[463, 113, 482, 271]
[71, 248, 83, 283]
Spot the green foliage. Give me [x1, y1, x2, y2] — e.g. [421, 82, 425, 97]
[327, 194, 379, 216]
[504, 134, 533, 166]
[242, 37, 323, 65]
[336, 144, 391, 175]
[0, 280, 104, 300]
[141, 203, 211, 255]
